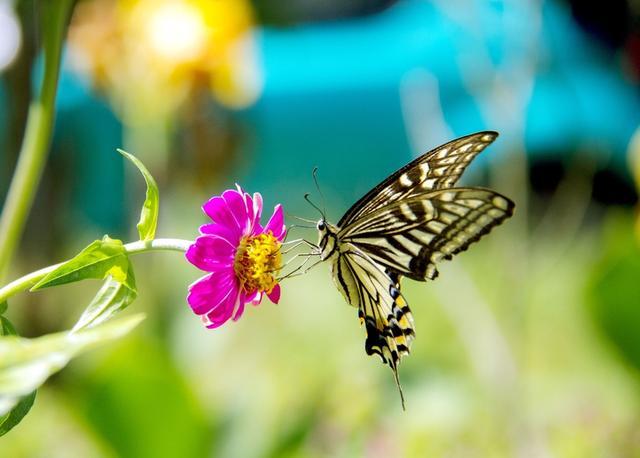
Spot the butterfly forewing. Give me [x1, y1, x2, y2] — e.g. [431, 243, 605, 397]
[339, 188, 514, 281]
[338, 131, 498, 227]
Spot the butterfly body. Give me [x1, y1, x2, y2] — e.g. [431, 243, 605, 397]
[313, 132, 515, 408]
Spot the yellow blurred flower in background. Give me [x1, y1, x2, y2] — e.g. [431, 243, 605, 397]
[68, 0, 261, 161]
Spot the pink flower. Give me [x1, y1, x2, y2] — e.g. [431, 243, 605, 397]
[186, 185, 286, 328]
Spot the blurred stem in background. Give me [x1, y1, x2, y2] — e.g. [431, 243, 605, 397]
[629, 127, 640, 241]
[0, 0, 75, 281]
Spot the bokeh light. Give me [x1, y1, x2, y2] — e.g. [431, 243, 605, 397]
[0, 2, 21, 72]
[145, 3, 208, 64]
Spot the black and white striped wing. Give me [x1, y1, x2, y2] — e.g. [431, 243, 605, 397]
[339, 188, 515, 281]
[338, 132, 498, 227]
[331, 246, 415, 407]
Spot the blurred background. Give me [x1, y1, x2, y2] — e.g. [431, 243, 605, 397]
[2, 0, 640, 456]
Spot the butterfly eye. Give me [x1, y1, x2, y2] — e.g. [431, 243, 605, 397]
[317, 221, 326, 231]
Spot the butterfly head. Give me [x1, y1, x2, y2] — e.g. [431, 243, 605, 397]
[316, 219, 338, 260]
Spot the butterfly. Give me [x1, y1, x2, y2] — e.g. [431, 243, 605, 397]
[311, 131, 515, 409]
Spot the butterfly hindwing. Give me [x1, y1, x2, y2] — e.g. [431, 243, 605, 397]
[338, 131, 498, 227]
[340, 188, 515, 281]
[330, 247, 415, 407]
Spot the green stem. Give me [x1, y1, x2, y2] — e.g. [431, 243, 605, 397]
[0, 238, 191, 304]
[0, 0, 75, 280]
[124, 238, 192, 255]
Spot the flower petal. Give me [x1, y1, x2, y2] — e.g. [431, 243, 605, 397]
[267, 284, 281, 304]
[252, 192, 263, 227]
[243, 192, 254, 231]
[243, 290, 262, 305]
[244, 191, 263, 235]
[203, 196, 241, 235]
[187, 269, 238, 315]
[252, 192, 263, 231]
[222, 189, 250, 235]
[199, 223, 240, 246]
[186, 236, 235, 272]
[204, 291, 238, 329]
[263, 204, 286, 240]
[232, 298, 246, 321]
[252, 223, 264, 235]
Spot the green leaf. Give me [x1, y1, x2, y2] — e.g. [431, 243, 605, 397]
[0, 310, 35, 436]
[0, 391, 36, 437]
[1, 302, 16, 337]
[72, 275, 137, 332]
[0, 314, 145, 416]
[0, 301, 13, 337]
[118, 149, 159, 241]
[31, 236, 135, 292]
[0, 316, 16, 337]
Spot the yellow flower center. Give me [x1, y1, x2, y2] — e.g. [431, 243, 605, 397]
[234, 233, 282, 294]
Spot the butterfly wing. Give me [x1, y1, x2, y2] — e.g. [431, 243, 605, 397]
[330, 246, 415, 408]
[339, 188, 515, 281]
[338, 131, 498, 227]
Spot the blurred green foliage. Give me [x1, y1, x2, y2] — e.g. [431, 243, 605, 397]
[0, 302, 36, 438]
[589, 214, 640, 373]
[73, 336, 211, 458]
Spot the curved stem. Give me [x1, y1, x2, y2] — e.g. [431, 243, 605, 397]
[0, 238, 191, 304]
[123, 238, 192, 255]
[0, 0, 75, 281]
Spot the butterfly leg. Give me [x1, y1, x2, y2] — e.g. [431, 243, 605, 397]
[280, 238, 318, 255]
[277, 252, 318, 270]
[277, 254, 322, 280]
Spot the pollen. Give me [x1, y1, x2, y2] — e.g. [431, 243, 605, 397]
[234, 232, 282, 294]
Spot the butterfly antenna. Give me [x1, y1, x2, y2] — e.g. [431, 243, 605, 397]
[312, 166, 328, 217]
[285, 212, 317, 224]
[392, 366, 406, 411]
[304, 193, 325, 220]
[287, 223, 315, 230]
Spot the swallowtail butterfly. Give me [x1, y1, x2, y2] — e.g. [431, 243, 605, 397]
[313, 131, 515, 408]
